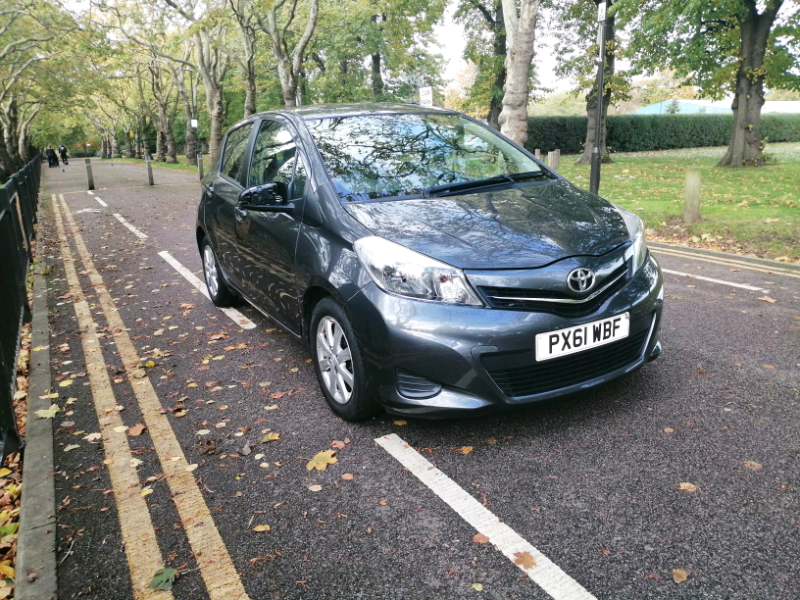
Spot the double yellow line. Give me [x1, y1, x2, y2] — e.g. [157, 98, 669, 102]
[52, 194, 250, 600]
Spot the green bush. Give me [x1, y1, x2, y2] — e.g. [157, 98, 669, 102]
[524, 113, 800, 154]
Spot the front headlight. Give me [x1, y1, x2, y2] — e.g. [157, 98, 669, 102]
[617, 207, 647, 272]
[353, 236, 483, 306]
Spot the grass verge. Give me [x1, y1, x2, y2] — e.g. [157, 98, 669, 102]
[558, 142, 800, 262]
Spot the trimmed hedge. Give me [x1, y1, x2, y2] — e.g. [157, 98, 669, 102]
[524, 113, 800, 155]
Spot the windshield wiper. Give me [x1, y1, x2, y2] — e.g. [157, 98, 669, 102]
[423, 171, 546, 198]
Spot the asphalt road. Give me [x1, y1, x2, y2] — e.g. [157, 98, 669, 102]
[39, 159, 800, 600]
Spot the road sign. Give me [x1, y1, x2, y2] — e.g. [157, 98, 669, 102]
[419, 86, 433, 107]
[597, 1, 606, 21]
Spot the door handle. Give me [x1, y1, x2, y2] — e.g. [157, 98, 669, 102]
[206, 183, 214, 197]
[234, 206, 247, 221]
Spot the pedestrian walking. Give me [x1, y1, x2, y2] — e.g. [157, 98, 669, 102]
[59, 144, 69, 165]
[45, 146, 57, 168]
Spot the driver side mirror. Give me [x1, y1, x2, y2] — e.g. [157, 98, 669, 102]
[239, 182, 288, 207]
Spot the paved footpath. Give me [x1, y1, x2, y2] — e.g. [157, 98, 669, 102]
[24, 159, 800, 599]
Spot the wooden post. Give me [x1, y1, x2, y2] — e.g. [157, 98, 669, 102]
[534, 149, 541, 161]
[145, 155, 154, 186]
[683, 169, 701, 224]
[553, 149, 561, 171]
[84, 158, 94, 191]
[197, 154, 204, 180]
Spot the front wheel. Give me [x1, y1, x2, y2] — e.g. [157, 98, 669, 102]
[201, 238, 238, 307]
[311, 298, 378, 421]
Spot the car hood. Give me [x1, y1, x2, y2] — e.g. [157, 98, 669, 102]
[342, 181, 630, 270]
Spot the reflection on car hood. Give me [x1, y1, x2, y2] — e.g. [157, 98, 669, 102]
[343, 181, 629, 270]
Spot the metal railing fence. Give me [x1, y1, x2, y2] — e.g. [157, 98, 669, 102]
[0, 155, 41, 461]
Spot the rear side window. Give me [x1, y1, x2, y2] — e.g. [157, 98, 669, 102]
[220, 123, 253, 181]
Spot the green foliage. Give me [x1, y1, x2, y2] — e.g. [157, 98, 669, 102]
[148, 568, 178, 591]
[525, 113, 800, 154]
[528, 92, 586, 117]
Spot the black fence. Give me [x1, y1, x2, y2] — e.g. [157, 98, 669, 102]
[0, 155, 41, 461]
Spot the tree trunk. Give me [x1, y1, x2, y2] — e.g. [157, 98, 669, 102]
[185, 108, 197, 166]
[125, 128, 134, 158]
[576, 14, 615, 165]
[165, 116, 178, 164]
[207, 85, 225, 165]
[156, 128, 166, 162]
[110, 126, 122, 158]
[717, 5, 776, 168]
[371, 53, 384, 99]
[485, 0, 506, 130]
[244, 59, 257, 118]
[499, 0, 540, 146]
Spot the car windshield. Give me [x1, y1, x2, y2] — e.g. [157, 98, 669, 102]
[304, 112, 545, 202]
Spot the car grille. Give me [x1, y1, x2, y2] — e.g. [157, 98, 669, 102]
[481, 329, 649, 398]
[479, 264, 628, 317]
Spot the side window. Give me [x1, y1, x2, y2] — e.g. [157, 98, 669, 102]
[249, 121, 297, 188]
[220, 123, 253, 181]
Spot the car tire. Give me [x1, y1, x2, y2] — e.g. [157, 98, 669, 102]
[201, 238, 238, 307]
[311, 298, 379, 421]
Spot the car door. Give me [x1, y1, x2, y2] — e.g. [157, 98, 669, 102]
[235, 118, 307, 331]
[204, 121, 254, 290]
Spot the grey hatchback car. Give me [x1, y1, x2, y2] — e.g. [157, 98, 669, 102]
[197, 103, 663, 420]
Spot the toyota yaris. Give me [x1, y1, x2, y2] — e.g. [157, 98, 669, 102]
[197, 103, 663, 420]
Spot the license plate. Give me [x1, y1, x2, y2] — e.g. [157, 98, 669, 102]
[535, 313, 630, 362]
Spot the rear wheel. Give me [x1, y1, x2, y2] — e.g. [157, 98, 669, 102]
[311, 298, 378, 421]
[202, 238, 238, 307]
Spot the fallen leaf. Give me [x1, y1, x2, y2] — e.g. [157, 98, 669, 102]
[308, 485, 323, 492]
[141, 487, 153, 497]
[763, 364, 776, 370]
[472, 533, 490, 544]
[148, 568, 177, 590]
[261, 432, 280, 443]
[252, 525, 271, 532]
[513, 551, 536, 569]
[664, 428, 675, 433]
[330, 440, 346, 449]
[264, 404, 279, 411]
[128, 423, 147, 436]
[394, 420, 407, 426]
[196, 429, 211, 436]
[306, 450, 337, 471]
[676, 482, 698, 492]
[35, 404, 61, 419]
[757, 296, 777, 304]
[341, 473, 354, 481]
[744, 461, 762, 471]
[471, 583, 484, 591]
[672, 569, 689, 583]
[58, 380, 73, 387]
[63, 444, 80, 452]
[459, 446, 473, 455]
[378, 498, 388, 506]
[130, 458, 143, 468]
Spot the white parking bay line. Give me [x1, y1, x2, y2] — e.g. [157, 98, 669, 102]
[661, 268, 769, 293]
[158, 251, 256, 330]
[375, 434, 597, 600]
[113, 213, 148, 239]
[95, 197, 108, 207]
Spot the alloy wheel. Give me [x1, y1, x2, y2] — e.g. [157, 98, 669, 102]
[316, 315, 355, 404]
[203, 244, 219, 298]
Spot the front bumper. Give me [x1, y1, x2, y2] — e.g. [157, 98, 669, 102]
[344, 254, 664, 417]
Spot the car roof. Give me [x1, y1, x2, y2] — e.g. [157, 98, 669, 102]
[252, 102, 455, 122]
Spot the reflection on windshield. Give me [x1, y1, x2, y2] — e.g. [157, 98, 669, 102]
[304, 113, 543, 202]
